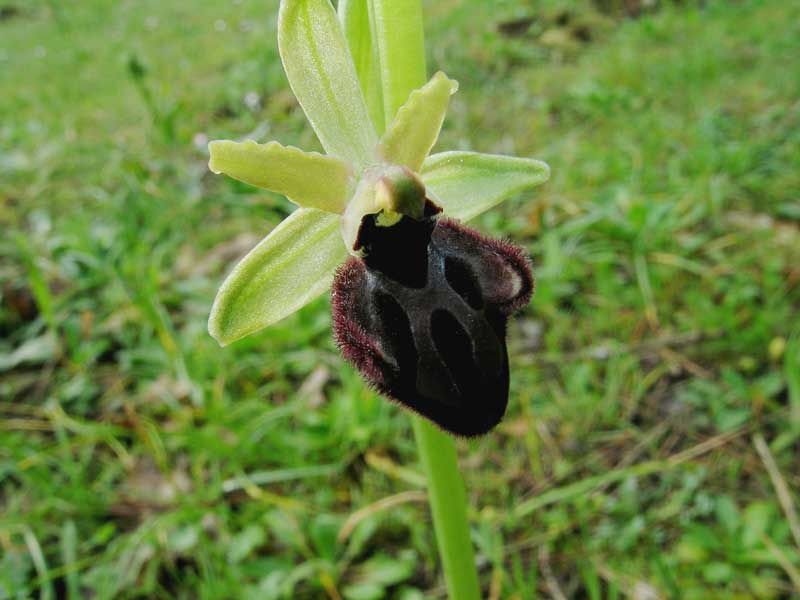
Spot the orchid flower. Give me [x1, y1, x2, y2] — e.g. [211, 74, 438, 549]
[207, 0, 549, 436]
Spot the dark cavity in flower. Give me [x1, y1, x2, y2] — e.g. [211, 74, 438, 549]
[332, 207, 533, 437]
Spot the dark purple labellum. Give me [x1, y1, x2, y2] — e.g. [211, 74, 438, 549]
[331, 209, 533, 437]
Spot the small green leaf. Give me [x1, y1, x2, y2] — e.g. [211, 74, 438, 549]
[742, 501, 773, 548]
[360, 551, 416, 586]
[208, 140, 352, 213]
[338, 0, 384, 132]
[0, 332, 58, 372]
[714, 495, 740, 536]
[379, 72, 458, 172]
[342, 583, 384, 600]
[421, 151, 550, 222]
[309, 514, 341, 561]
[227, 525, 266, 564]
[703, 562, 734, 584]
[278, 0, 377, 169]
[208, 208, 347, 346]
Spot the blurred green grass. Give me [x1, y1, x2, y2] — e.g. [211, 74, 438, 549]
[1, 0, 800, 598]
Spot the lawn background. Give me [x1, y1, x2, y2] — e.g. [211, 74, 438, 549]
[1, 0, 800, 598]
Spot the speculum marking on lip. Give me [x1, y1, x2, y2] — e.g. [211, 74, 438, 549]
[332, 211, 533, 437]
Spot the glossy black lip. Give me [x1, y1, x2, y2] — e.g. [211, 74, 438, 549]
[332, 215, 533, 437]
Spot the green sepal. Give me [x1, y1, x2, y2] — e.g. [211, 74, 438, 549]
[278, 0, 377, 170]
[421, 151, 550, 222]
[208, 140, 353, 214]
[338, 0, 385, 133]
[208, 208, 347, 346]
[379, 72, 458, 172]
[371, 0, 427, 125]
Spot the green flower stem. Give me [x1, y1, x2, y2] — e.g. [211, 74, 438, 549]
[412, 418, 481, 599]
[370, 0, 481, 596]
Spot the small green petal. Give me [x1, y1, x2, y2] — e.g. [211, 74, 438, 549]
[208, 208, 347, 346]
[421, 151, 550, 222]
[378, 71, 458, 172]
[278, 0, 377, 170]
[208, 140, 352, 214]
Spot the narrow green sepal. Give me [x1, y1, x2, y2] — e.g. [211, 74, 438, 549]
[371, 0, 427, 125]
[208, 208, 347, 346]
[278, 0, 378, 170]
[421, 151, 550, 222]
[379, 72, 458, 172]
[338, 0, 385, 133]
[208, 140, 352, 214]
